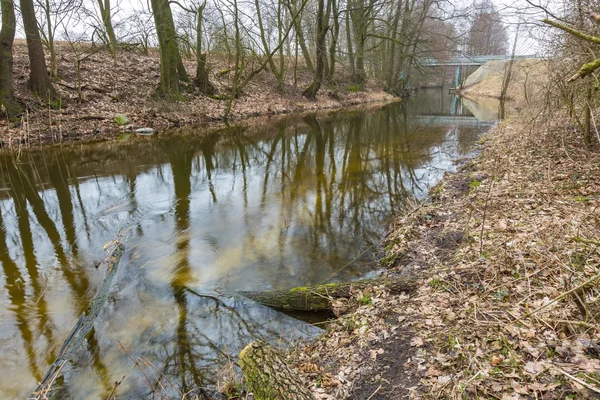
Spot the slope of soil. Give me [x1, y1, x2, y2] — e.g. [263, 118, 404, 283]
[1, 41, 394, 148]
[291, 108, 600, 399]
[461, 59, 548, 110]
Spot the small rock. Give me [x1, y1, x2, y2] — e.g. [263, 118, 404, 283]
[135, 127, 155, 135]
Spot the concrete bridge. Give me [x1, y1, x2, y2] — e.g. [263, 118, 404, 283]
[420, 54, 538, 87]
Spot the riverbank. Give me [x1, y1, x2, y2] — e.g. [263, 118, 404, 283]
[0, 41, 395, 148]
[289, 107, 600, 398]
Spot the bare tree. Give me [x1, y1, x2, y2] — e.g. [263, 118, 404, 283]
[95, 0, 118, 53]
[303, 0, 329, 98]
[20, 0, 58, 100]
[465, 0, 508, 55]
[36, 0, 82, 78]
[0, 0, 19, 117]
[151, 0, 189, 97]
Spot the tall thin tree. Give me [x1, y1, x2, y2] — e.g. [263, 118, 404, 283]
[20, 0, 58, 99]
[303, 0, 328, 99]
[0, 0, 19, 117]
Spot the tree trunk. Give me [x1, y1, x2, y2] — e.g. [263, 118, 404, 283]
[321, 0, 332, 77]
[0, 0, 20, 117]
[195, 3, 213, 93]
[302, 0, 327, 99]
[385, 0, 403, 90]
[326, 0, 340, 80]
[239, 276, 416, 311]
[286, 0, 314, 73]
[20, 0, 57, 100]
[256, 0, 283, 87]
[239, 340, 315, 400]
[45, 0, 57, 79]
[97, 0, 118, 54]
[151, 0, 188, 97]
[164, 2, 189, 83]
[349, 0, 367, 85]
[345, 10, 355, 76]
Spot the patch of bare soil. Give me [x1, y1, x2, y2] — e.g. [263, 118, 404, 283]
[293, 108, 600, 399]
[1, 41, 395, 148]
[347, 328, 418, 400]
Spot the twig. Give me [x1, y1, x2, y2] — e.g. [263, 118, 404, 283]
[514, 271, 600, 323]
[556, 367, 600, 394]
[117, 340, 165, 399]
[479, 180, 495, 257]
[573, 236, 600, 246]
[551, 319, 599, 329]
[366, 385, 382, 400]
[106, 375, 126, 400]
[29, 360, 67, 400]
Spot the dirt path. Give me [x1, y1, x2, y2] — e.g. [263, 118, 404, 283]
[291, 108, 600, 399]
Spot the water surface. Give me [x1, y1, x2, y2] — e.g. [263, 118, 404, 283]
[0, 90, 496, 398]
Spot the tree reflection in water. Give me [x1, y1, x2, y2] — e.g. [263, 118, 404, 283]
[0, 93, 494, 398]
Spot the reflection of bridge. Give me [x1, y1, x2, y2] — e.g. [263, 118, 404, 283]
[421, 54, 539, 87]
[409, 90, 499, 125]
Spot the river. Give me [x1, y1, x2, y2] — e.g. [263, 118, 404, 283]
[0, 90, 498, 399]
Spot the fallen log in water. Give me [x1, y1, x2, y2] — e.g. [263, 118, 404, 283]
[239, 340, 315, 400]
[239, 276, 416, 312]
[30, 241, 125, 400]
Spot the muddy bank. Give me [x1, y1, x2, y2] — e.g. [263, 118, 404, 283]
[1, 41, 396, 148]
[287, 108, 600, 399]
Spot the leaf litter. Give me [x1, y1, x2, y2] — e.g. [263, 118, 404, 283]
[290, 108, 600, 399]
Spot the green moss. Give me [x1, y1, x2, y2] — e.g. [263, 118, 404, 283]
[114, 114, 129, 126]
[494, 289, 510, 301]
[429, 278, 442, 289]
[48, 97, 65, 110]
[469, 180, 481, 190]
[430, 183, 444, 196]
[359, 294, 372, 305]
[448, 336, 458, 348]
[289, 286, 310, 293]
[379, 252, 396, 267]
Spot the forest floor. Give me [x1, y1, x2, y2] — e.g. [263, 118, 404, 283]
[0, 41, 394, 148]
[289, 96, 600, 398]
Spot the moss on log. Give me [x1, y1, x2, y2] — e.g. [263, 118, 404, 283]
[239, 276, 416, 311]
[239, 340, 315, 400]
